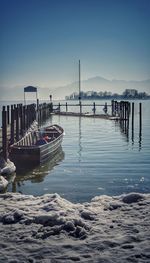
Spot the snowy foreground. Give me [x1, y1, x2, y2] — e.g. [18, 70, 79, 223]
[0, 192, 150, 263]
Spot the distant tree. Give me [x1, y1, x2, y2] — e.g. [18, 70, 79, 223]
[66, 88, 149, 100]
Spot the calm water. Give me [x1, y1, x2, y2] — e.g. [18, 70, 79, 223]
[1, 100, 150, 203]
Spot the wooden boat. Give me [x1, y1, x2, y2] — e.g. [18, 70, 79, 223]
[9, 124, 64, 166]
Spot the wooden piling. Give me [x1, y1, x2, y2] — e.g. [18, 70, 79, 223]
[7, 105, 10, 125]
[23, 105, 26, 132]
[93, 102, 96, 114]
[66, 102, 68, 112]
[114, 101, 117, 116]
[132, 102, 134, 130]
[105, 102, 107, 114]
[2, 106, 8, 160]
[58, 103, 61, 112]
[20, 104, 23, 136]
[139, 102, 142, 132]
[111, 100, 114, 116]
[10, 105, 15, 145]
[16, 105, 19, 141]
[139, 103, 142, 150]
[124, 101, 126, 119]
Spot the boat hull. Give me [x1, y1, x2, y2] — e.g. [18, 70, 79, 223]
[9, 125, 64, 167]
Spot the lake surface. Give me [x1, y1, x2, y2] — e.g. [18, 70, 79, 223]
[1, 100, 150, 203]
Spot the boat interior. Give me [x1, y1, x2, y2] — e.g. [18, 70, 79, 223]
[11, 125, 63, 147]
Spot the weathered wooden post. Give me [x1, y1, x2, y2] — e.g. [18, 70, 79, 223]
[37, 104, 40, 123]
[7, 105, 10, 125]
[58, 103, 61, 112]
[124, 102, 128, 131]
[19, 104, 23, 136]
[10, 105, 15, 145]
[105, 102, 107, 113]
[93, 102, 96, 114]
[111, 100, 114, 116]
[36, 100, 39, 121]
[37, 98, 39, 112]
[39, 105, 42, 124]
[139, 102, 142, 132]
[34, 103, 36, 121]
[66, 102, 68, 112]
[117, 101, 120, 117]
[111, 100, 113, 116]
[119, 101, 121, 119]
[126, 102, 130, 121]
[128, 102, 130, 116]
[79, 101, 82, 115]
[103, 102, 107, 114]
[123, 101, 125, 120]
[126, 113, 129, 140]
[29, 104, 32, 125]
[16, 105, 19, 141]
[26, 105, 29, 129]
[132, 102, 134, 130]
[23, 105, 26, 132]
[115, 101, 118, 116]
[139, 103, 142, 150]
[124, 101, 126, 119]
[42, 103, 45, 120]
[131, 102, 134, 143]
[50, 102, 53, 113]
[2, 106, 8, 160]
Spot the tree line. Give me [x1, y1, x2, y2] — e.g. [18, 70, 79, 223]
[66, 89, 150, 100]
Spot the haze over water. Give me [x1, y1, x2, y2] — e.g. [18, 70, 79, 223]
[3, 99, 150, 203]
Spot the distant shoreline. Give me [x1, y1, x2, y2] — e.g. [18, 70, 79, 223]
[67, 97, 150, 100]
[66, 88, 150, 101]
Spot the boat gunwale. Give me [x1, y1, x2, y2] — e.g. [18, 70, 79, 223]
[10, 124, 64, 150]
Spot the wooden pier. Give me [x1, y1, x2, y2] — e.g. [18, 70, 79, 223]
[51, 100, 131, 120]
[0, 99, 142, 161]
[0, 102, 52, 160]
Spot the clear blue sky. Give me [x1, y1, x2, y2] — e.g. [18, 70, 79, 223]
[0, 0, 150, 90]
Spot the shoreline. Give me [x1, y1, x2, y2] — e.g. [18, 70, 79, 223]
[0, 192, 150, 262]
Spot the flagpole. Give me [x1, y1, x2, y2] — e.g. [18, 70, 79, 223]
[79, 59, 81, 102]
[79, 60, 82, 114]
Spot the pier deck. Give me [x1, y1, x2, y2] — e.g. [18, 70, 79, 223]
[53, 111, 111, 119]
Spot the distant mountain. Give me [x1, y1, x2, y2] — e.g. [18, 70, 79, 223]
[50, 77, 150, 100]
[1, 77, 150, 101]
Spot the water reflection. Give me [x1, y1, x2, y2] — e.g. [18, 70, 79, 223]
[131, 119, 142, 151]
[114, 119, 130, 142]
[139, 129, 142, 151]
[11, 147, 65, 192]
[119, 119, 129, 142]
[78, 117, 82, 162]
[114, 115, 143, 151]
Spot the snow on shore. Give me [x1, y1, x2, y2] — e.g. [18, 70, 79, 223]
[0, 176, 8, 191]
[0, 192, 150, 263]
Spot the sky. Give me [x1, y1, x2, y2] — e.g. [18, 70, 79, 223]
[0, 0, 150, 93]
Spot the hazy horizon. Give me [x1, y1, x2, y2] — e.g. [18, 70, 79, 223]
[0, 75, 150, 101]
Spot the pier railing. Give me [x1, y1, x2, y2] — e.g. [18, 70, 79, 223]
[52, 100, 131, 119]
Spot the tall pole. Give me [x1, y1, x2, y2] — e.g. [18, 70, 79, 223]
[79, 59, 82, 114]
[79, 59, 81, 101]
